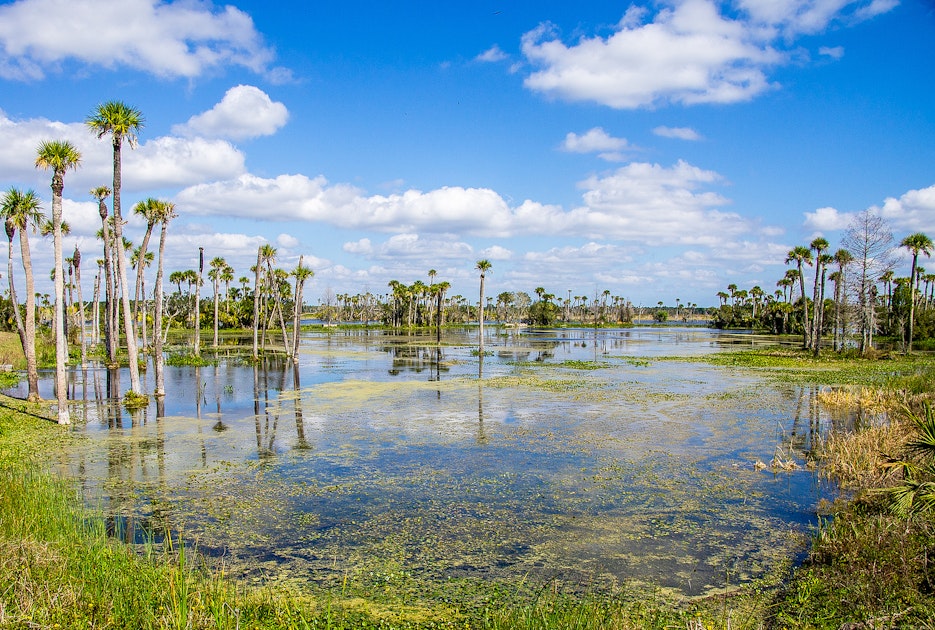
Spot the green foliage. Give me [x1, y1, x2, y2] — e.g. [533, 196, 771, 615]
[123, 390, 150, 410]
[166, 352, 217, 367]
[528, 300, 559, 326]
[652, 309, 668, 323]
[879, 403, 935, 516]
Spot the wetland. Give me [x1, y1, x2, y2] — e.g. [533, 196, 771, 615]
[7, 326, 842, 602]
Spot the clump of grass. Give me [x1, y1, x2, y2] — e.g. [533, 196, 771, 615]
[166, 352, 217, 367]
[123, 390, 150, 410]
[816, 386, 890, 414]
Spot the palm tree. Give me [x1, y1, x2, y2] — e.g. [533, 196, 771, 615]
[252, 248, 263, 360]
[809, 238, 829, 353]
[194, 247, 204, 357]
[475, 260, 492, 352]
[36, 139, 81, 425]
[87, 100, 144, 395]
[291, 257, 314, 362]
[832, 248, 854, 352]
[91, 186, 119, 364]
[72, 245, 87, 368]
[900, 232, 934, 353]
[1, 188, 45, 402]
[153, 201, 176, 397]
[208, 256, 228, 348]
[786, 246, 813, 349]
[131, 198, 161, 343]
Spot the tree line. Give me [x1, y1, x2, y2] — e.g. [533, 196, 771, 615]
[713, 209, 933, 355]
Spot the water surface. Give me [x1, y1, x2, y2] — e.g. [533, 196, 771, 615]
[20, 327, 835, 598]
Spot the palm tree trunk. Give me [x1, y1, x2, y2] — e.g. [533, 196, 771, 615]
[111, 136, 142, 393]
[19, 230, 40, 401]
[51, 175, 70, 424]
[252, 249, 262, 360]
[154, 219, 169, 397]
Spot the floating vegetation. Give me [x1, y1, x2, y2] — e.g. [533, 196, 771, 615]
[123, 390, 150, 410]
[166, 353, 217, 367]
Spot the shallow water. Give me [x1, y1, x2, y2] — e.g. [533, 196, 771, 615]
[18, 327, 836, 597]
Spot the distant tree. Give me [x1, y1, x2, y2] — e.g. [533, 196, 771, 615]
[786, 246, 813, 349]
[900, 232, 934, 353]
[475, 260, 492, 352]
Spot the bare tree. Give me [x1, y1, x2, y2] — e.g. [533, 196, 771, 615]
[842, 209, 894, 355]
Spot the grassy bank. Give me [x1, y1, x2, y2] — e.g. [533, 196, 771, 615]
[2, 348, 935, 628]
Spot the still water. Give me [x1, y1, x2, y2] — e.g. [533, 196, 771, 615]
[19, 327, 836, 598]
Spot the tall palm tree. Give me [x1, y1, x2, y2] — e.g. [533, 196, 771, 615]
[91, 186, 118, 365]
[36, 139, 81, 425]
[72, 245, 87, 368]
[900, 232, 934, 353]
[131, 197, 161, 343]
[87, 100, 144, 394]
[291, 257, 314, 362]
[809, 238, 829, 353]
[208, 256, 227, 348]
[786, 246, 813, 349]
[153, 201, 176, 397]
[1, 188, 45, 402]
[832, 248, 854, 352]
[252, 247, 263, 360]
[475, 260, 491, 353]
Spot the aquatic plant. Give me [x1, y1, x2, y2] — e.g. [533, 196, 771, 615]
[123, 389, 150, 410]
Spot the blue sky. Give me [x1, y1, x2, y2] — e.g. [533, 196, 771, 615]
[1, 0, 934, 308]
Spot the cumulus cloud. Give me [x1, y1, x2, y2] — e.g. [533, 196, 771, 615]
[0, 0, 288, 81]
[522, 0, 782, 109]
[480, 245, 513, 260]
[879, 184, 935, 232]
[520, 0, 894, 109]
[0, 109, 245, 192]
[174, 159, 751, 247]
[568, 160, 745, 244]
[653, 126, 702, 141]
[476, 45, 508, 63]
[738, 0, 897, 36]
[173, 85, 289, 140]
[804, 206, 853, 231]
[562, 128, 630, 157]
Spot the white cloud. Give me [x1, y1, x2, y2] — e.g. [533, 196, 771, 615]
[0, 0, 284, 81]
[173, 85, 289, 140]
[480, 245, 513, 260]
[818, 46, 845, 59]
[562, 127, 630, 154]
[0, 109, 245, 192]
[476, 45, 508, 63]
[340, 233, 473, 261]
[277, 233, 300, 249]
[738, 0, 897, 36]
[174, 159, 750, 245]
[568, 160, 744, 244]
[653, 126, 702, 141]
[124, 136, 246, 190]
[520, 0, 895, 110]
[804, 206, 854, 231]
[879, 184, 935, 232]
[522, 0, 782, 109]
